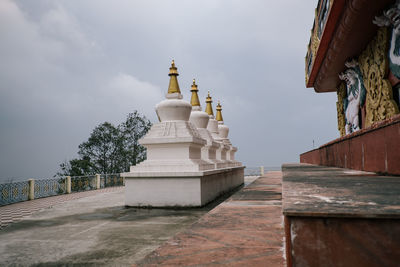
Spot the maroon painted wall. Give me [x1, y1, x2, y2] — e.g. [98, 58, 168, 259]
[300, 114, 400, 175]
[286, 217, 400, 267]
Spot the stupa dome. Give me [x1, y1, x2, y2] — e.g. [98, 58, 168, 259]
[189, 79, 209, 128]
[155, 60, 192, 122]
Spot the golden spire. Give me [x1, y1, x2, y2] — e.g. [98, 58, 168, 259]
[168, 60, 181, 94]
[205, 91, 214, 116]
[216, 101, 223, 122]
[190, 79, 200, 106]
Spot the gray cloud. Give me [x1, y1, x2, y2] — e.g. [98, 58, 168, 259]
[0, 0, 337, 180]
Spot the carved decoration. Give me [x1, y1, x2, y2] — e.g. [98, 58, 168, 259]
[374, 0, 400, 78]
[305, 8, 322, 85]
[336, 82, 346, 136]
[359, 27, 399, 127]
[318, 0, 330, 38]
[311, 29, 320, 64]
[339, 60, 366, 134]
[305, 0, 334, 86]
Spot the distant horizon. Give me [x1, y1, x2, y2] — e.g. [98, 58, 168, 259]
[0, 166, 283, 183]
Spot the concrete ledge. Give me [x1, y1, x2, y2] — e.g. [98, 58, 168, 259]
[121, 166, 244, 178]
[124, 166, 244, 207]
[282, 163, 400, 266]
[282, 163, 400, 218]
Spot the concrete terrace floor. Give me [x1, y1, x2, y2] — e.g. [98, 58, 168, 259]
[137, 171, 284, 266]
[0, 174, 284, 266]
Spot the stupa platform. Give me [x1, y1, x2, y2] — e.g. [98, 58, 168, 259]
[123, 166, 245, 207]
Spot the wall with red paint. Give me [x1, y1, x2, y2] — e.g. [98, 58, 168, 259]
[300, 114, 400, 175]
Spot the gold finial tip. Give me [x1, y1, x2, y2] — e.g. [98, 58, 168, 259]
[215, 101, 223, 121]
[167, 59, 180, 93]
[169, 60, 178, 76]
[205, 91, 214, 115]
[190, 78, 198, 92]
[190, 78, 200, 106]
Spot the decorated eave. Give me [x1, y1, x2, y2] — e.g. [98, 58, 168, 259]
[305, 0, 393, 93]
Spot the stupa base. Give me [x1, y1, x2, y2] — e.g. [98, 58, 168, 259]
[122, 166, 244, 207]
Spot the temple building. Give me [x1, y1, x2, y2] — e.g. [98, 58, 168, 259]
[302, 0, 400, 175]
[282, 1, 400, 266]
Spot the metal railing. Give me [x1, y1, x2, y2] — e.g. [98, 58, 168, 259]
[71, 175, 97, 192]
[100, 174, 124, 188]
[35, 178, 65, 198]
[0, 174, 123, 206]
[1, 167, 280, 206]
[244, 166, 281, 177]
[0, 181, 30, 206]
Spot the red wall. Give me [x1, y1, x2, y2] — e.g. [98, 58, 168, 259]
[286, 217, 400, 266]
[300, 114, 400, 175]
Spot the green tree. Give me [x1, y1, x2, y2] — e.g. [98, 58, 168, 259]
[78, 122, 124, 174]
[57, 111, 151, 176]
[120, 111, 152, 171]
[57, 156, 92, 177]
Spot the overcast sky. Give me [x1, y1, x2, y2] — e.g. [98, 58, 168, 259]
[0, 0, 338, 181]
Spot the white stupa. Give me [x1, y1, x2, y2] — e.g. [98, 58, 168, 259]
[205, 93, 230, 168]
[189, 80, 219, 168]
[128, 61, 214, 172]
[215, 101, 240, 167]
[122, 61, 244, 207]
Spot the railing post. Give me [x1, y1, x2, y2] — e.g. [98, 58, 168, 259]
[28, 179, 35, 200]
[260, 166, 264, 176]
[96, 174, 100, 189]
[66, 176, 71, 194]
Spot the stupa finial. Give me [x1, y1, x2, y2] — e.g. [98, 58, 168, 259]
[168, 59, 181, 94]
[216, 101, 223, 122]
[190, 79, 200, 106]
[205, 91, 214, 116]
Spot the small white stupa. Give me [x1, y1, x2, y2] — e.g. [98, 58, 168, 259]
[205, 92, 219, 141]
[205, 93, 230, 168]
[189, 80, 219, 168]
[215, 101, 240, 167]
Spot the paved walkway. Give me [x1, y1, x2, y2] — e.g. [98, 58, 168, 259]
[0, 176, 260, 231]
[0, 187, 124, 230]
[137, 171, 285, 266]
[0, 174, 285, 266]
[0, 186, 213, 265]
